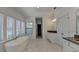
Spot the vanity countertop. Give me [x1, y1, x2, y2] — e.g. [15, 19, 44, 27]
[63, 37, 79, 45]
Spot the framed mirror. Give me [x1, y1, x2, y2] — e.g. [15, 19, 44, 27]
[76, 16, 79, 35]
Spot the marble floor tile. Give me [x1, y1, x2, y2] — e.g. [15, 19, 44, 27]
[24, 39, 63, 52]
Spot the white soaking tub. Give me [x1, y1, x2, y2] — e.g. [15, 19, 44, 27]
[5, 36, 29, 52]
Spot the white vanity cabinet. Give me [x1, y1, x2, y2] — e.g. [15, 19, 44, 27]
[69, 42, 79, 52]
[63, 39, 74, 52]
[0, 44, 5, 52]
[63, 45, 75, 52]
[47, 33, 57, 43]
[63, 39, 79, 52]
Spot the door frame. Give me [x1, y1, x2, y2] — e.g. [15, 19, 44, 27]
[35, 17, 43, 38]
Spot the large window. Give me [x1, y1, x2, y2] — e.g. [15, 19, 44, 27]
[0, 15, 3, 41]
[16, 20, 21, 37]
[0, 13, 26, 42]
[21, 22, 25, 35]
[26, 21, 33, 35]
[7, 16, 14, 40]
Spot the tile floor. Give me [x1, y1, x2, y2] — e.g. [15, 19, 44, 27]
[24, 39, 63, 52]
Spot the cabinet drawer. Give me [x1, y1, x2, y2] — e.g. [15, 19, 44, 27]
[69, 42, 79, 51]
[63, 45, 74, 52]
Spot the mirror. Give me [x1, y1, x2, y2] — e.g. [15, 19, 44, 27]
[76, 16, 79, 35]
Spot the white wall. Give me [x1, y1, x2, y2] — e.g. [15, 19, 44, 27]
[42, 16, 48, 39]
[46, 18, 57, 31]
[0, 7, 25, 20]
[36, 18, 42, 24]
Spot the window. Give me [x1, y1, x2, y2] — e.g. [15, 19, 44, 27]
[21, 22, 25, 35]
[7, 16, 14, 40]
[0, 15, 3, 41]
[16, 20, 21, 37]
[26, 21, 33, 35]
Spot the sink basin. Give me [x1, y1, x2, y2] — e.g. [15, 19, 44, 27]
[74, 38, 79, 41]
[74, 35, 79, 41]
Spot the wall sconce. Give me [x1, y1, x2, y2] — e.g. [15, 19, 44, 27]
[52, 18, 56, 22]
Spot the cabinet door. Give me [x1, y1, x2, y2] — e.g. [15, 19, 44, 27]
[70, 42, 79, 52]
[63, 39, 74, 52]
[63, 45, 74, 52]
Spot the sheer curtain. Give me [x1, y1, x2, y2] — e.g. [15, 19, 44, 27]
[0, 15, 3, 41]
[7, 16, 14, 40]
[16, 20, 21, 37]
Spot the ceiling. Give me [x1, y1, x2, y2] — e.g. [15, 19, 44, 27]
[14, 7, 55, 19]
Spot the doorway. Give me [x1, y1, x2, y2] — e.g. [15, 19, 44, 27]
[37, 24, 42, 37]
[36, 17, 42, 38]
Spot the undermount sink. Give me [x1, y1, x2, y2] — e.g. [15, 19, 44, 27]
[74, 35, 79, 41]
[74, 38, 79, 41]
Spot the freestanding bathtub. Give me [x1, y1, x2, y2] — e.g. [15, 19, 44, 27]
[5, 36, 29, 52]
